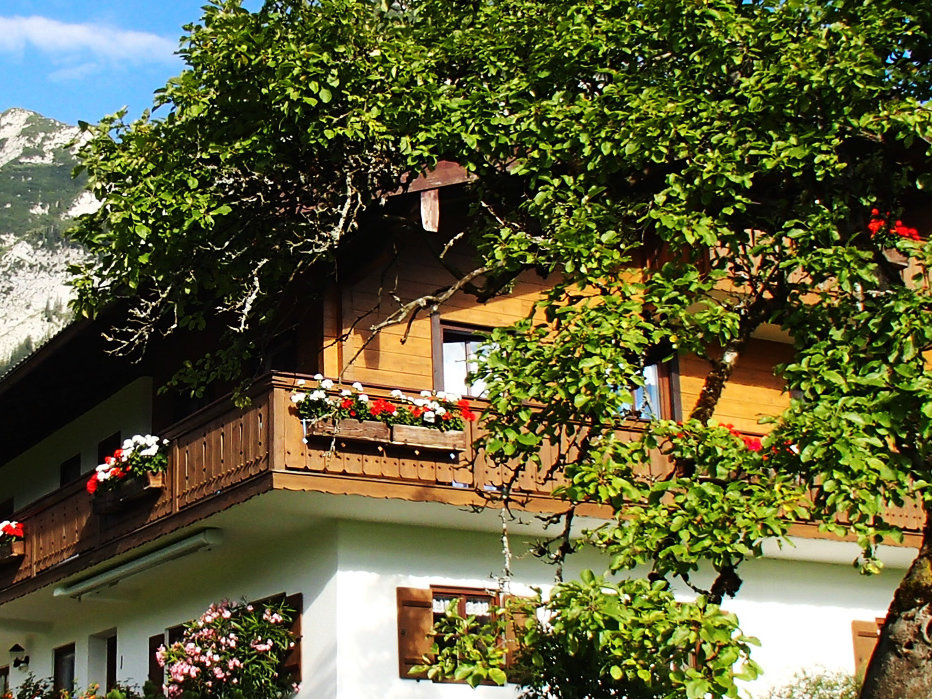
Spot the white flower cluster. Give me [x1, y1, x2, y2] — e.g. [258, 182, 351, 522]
[121, 433, 169, 459]
[292, 376, 464, 426]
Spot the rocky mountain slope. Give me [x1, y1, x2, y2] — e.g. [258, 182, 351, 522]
[0, 108, 95, 372]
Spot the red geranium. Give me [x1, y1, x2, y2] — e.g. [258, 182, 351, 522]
[0, 521, 23, 538]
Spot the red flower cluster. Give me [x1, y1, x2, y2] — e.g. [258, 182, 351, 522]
[0, 520, 23, 539]
[721, 423, 762, 451]
[868, 209, 920, 241]
[86, 464, 129, 494]
[457, 399, 477, 422]
[368, 398, 398, 417]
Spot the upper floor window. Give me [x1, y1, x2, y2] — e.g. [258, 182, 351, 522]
[436, 323, 489, 398]
[623, 363, 662, 420]
[59, 453, 81, 488]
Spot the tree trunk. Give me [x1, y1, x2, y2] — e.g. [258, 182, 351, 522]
[860, 507, 932, 698]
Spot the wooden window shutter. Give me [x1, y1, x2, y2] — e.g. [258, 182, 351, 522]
[852, 618, 883, 675]
[397, 587, 433, 679]
[282, 593, 303, 684]
[502, 594, 532, 671]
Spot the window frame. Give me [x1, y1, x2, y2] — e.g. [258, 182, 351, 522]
[622, 357, 680, 422]
[53, 642, 76, 695]
[432, 318, 492, 398]
[97, 432, 122, 466]
[397, 584, 501, 683]
[150, 593, 302, 690]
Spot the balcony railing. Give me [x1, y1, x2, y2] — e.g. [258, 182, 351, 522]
[0, 372, 924, 603]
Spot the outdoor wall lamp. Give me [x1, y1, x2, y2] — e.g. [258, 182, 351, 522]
[9, 643, 28, 669]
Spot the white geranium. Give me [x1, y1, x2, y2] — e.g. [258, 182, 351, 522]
[290, 392, 307, 403]
[423, 411, 436, 423]
[320, 379, 334, 390]
[352, 382, 363, 391]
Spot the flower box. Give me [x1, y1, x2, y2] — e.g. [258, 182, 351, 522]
[303, 418, 392, 442]
[92, 471, 164, 515]
[0, 539, 25, 564]
[391, 424, 466, 451]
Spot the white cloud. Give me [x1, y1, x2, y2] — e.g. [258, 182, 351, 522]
[0, 16, 178, 65]
[47, 62, 102, 82]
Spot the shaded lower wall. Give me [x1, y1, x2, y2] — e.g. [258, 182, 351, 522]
[0, 491, 902, 698]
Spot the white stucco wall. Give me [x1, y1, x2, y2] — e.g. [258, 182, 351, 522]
[0, 494, 907, 698]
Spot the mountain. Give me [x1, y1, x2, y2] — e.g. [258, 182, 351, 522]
[0, 108, 95, 372]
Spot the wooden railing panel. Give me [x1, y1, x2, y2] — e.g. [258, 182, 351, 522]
[175, 394, 270, 509]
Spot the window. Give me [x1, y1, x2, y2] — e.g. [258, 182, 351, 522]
[0, 665, 9, 696]
[397, 585, 496, 680]
[97, 432, 121, 465]
[60, 453, 81, 488]
[148, 633, 166, 688]
[435, 322, 489, 397]
[106, 634, 118, 691]
[620, 363, 662, 419]
[150, 593, 302, 688]
[53, 643, 76, 695]
[89, 631, 118, 691]
[619, 358, 679, 421]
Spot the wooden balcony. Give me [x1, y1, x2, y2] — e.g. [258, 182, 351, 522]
[0, 373, 570, 604]
[0, 372, 924, 605]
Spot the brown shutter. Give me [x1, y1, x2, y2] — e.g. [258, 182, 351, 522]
[282, 593, 303, 684]
[502, 595, 532, 672]
[397, 587, 433, 679]
[852, 618, 883, 674]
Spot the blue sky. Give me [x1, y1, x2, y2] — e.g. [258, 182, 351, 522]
[0, 1, 260, 126]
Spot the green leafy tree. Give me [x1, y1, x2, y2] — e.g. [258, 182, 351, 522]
[68, 0, 932, 697]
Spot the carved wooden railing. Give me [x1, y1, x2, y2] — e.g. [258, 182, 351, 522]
[0, 372, 925, 599]
[0, 382, 276, 595]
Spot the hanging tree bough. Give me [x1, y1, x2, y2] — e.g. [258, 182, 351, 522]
[69, 1, 932, 696]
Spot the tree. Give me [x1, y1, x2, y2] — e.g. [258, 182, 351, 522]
[68, 0, 932, 696]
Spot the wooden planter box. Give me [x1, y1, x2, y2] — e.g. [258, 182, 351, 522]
[391, 424, 466, 451]
[303, 419, 391, 442]
[0, 539, 25, 564]
[92, 471, 165, 515]
[302, 418, 466, 451]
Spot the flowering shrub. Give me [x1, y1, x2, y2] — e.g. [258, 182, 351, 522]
[0, 519, 23, 544]
[291, 375, 478, 432]
[86, 435, 169, 495]
[7, 676, 141, 699]
[157, 599, 297, 698]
